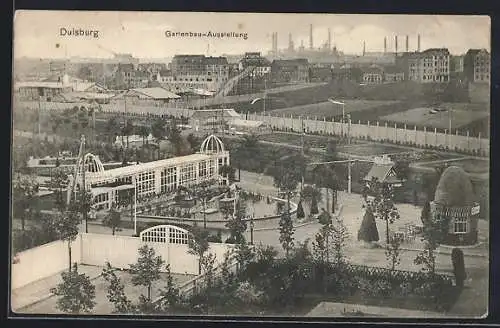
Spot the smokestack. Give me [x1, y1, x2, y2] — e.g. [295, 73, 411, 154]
[406, 35, 409, 52]
[288, 33, 294, 51]
[309, 24, 313, 50]
[363, 41, 366, 56]
[275, 32, 278, 55]
[417, 34, 421, 52]
[328, 28, 331, 50]
[395, 35, 398, 55]
[384, 37, 387, 53]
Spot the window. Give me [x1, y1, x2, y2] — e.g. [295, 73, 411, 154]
[137, 170, 155, 196]
[199, 161, 208, 178]
[160, 167, 177, 193]
[179, 163, 196, 186]
[454, 217, 468, 234]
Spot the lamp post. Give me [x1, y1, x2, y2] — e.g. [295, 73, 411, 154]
[134, 176, 137, 236]
[328, 98, 345, 137]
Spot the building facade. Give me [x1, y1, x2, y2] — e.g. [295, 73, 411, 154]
[407, 48, 450, 83]
[67, 135, 230, 211]
[271, 59, 310, 83]
[157, 55, 230, 93]
[464, 49, 490, 83]
[362, 66, 384, 84]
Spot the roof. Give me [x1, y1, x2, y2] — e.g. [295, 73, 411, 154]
[128, 87, 180, 99]
[421, 48, 450, 55]
[117, 63, 135, 72]
[98, 153, 213, 179]
[73, 82, 98, 92]
[465, 49, 489, 58]
[364, 163, 400, 183]
[61, 92, 115, 100]
[363, 66, 384, 74]
[230, 119, 264, 128]
[15, 81, 68, 89]
[205, 56, 228, 65]
[190, 108, 240, 119]
[384, 66, 403, 74]
[434, 166, 475, 207]
[272, 59, 309, 66]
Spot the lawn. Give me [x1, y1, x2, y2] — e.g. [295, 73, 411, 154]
[270, 100, 401, 119]
[338, 143, 411, 157]
[423, 158, 489, 174]
[19, 269, 195, 315]
[380, 106, 489, 129]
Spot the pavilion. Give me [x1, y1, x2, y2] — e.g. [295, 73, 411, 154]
[67, 134, 230, 210]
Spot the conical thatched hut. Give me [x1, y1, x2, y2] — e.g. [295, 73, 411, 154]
[431, 166, 480, 246]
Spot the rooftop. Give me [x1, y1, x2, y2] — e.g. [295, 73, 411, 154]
[98, 153, 213, 178]
[128, 87, 180, 99]
[434, 166, 475, 207]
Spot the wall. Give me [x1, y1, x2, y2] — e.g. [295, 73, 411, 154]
[249, 113, 490, 154]
[79, 233, 233, 275]
[11, 233, 234, 290]
[11, 238, 82, 290]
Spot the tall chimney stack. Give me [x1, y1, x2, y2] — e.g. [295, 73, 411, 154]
[288, 33, 294, 51]
[384, 37, 387, 53]
[328, 28, 331, 50]
[406, 35, 409, 52]
[395, 35, 398, 55]
[417, 34, 421, 52]
[363, 41, 366, 56]
[309, 24, 313, 50]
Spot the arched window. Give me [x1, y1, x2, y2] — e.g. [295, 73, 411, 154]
[139, 224, 189, 244]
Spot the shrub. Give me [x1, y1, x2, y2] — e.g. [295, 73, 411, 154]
[451, 248, 466, 288]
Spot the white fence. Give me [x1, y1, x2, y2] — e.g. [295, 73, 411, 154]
[249, 113, 489, 154]
[12, 233, 234, 290]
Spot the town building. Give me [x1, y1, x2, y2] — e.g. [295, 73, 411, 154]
[67, 135, 230, 211]
[362, 65, 384, 85]
[189, 109, 241, 132]
[363, 155, 404, 188]
[430, 166, 480, 246]
[14, 74, 106, 101]
[156, 55, 230, 94]
[137, 63, 168, 80]
[463, 49, 490, 83]
[239, 52, 272, 77]
[383, 66, 405, 83]
[111, 87, 181, 106]
[271, 59, 310, 83]
[407, 48, 450, 83]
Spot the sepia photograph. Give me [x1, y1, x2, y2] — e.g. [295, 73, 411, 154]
[11, 11, 490, 319]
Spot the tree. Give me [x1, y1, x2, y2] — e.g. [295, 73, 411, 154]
[50, 263, 96, 314]
[296, 200, 305, 219]
[279, 209, 295, 257]
[357, 208, 379, 243]
[393, 160, 410, 182]
[234, 241, 255, 273]
[54, 210, 80, 271]
[235, 134, 261, 178]
[158, 264, 181, 311]
[310, 193, 319, 216]
[330, 216, 350, 265]
[151, 118, 166, 158]
[219, 165, 236, 184]
[187, 133, 201, 153]
[13, 174, 40, 232]
[414, 212, 450, 275]
[122, 120, 135, 149]
[451, 248, 466, 288]
[103, 205, 122, 235]
[129, 245, 165, 303]
[105, 117, 121, 143]
[421, 200, 431, 226]
[138, 125, 150, 147]
[367, 179, 400, 244]
[166, 119, 183, 156]
[312, 164, 339, 213]
[385, 235, 402, 271]
[188, 226, 210, 274]
[225, 199, 247, 244]
[102, 262, 134, 313]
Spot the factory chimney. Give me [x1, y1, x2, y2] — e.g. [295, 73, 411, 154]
[288, 33, 294, 52]
[417, 34, 421, 52]
[384, 37, 387, 53]
[327, 28, 331, 50]
[275, 32, 279, 56]
[309, 24, 313, 50]
[406, 35, 409, 52]
[363, 41, 366, 56]
[395, 35, 398, 55]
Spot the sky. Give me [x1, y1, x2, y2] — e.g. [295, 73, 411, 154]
[13, 11, 491, 59]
